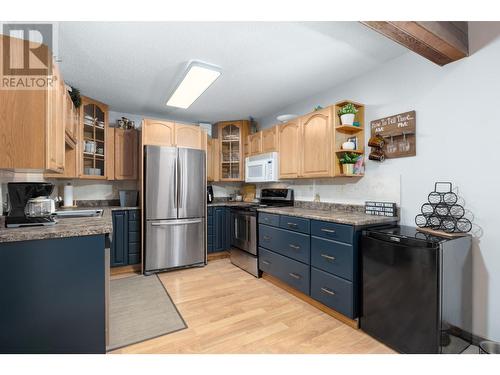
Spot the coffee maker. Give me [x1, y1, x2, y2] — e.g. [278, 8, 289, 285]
[5, 182, 56, 228]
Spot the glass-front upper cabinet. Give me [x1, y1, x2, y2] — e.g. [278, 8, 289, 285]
[217, 120, 249, 181]
[80, 97, 109, 179]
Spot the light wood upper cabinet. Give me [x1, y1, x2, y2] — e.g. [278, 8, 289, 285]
[0, 35, 65, 173]
[248, 132, 263, 156]
[207, 136, 220, 182]
[46, 64, 65, 173]
[80, 96, 109, 179]
[217, 120, 249, 181]
[175, 124, 203, 149]
[64, 91, 77, 143]
[278, 119, 300, 179]
[142, 120, 175, 146]
[262, 126, 278, 153]
[114, 129, 138, 180]
[142, 120, 206, 151]
[300, 107, 333, 178]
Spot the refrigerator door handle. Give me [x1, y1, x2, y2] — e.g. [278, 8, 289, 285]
[174, 155, 178, 209]
[151, 219, 202, 226]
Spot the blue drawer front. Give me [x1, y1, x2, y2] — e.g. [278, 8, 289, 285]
[207, 224, 214, 235]
[128, 242, 140, 255]
[311, 237, 353, 281]
[311, 220, 353, 244]
[128, 210, 140, 221]
[128, 231, 140, 243]
[259, 248, 310, 295]
[258, 212, 280, 227]
[259, 224, 310, 264]
[310, 267, 354, 318]
[208, 207, 213, 216]
[128, 220, 140, 232]
[207, 215, 214, 226]
[207, 243, 214, 252]
[279, 215, 310, 234]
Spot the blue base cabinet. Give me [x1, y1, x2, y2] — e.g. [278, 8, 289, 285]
[0, 235, 106, 353]
[111, 209, 141, 267]
[258, 213, 366, 320]
[207, 206, 231, 253]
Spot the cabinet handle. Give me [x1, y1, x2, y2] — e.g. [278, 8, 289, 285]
[321, 287, 336, 296]
[321, 228, 336, 234]
[321, 254, 336, 261]
[287, 222, 298, 228]
[288, 272, 301, 280]
[263, 235, 271, 241]
[289, 244, 301, 250]
[262, 260, 271, 265]
[263, 217, 269, 222]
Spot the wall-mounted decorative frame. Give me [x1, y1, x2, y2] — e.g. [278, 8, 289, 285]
[370, 111, 416, 159]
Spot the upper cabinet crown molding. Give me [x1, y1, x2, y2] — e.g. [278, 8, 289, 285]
[361, 21, 469, 66]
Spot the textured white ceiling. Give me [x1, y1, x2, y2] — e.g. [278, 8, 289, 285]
[58, 22, 406, 123]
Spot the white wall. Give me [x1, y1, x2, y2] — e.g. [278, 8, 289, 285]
[0, 171, 138, 206]
[257, 22, 500, 341]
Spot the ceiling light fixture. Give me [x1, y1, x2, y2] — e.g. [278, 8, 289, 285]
[166, 61, 222, 109]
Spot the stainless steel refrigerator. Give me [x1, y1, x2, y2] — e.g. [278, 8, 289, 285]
[144, 145, 206, 274]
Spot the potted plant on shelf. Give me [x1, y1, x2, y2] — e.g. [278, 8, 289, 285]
[338, 103, 358, 126]
[340, 152, 359, 175]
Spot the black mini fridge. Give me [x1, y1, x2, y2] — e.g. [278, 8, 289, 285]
[360, 226, 472, 354]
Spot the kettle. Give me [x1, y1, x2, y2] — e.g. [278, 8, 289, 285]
[24, 196, 56, 218]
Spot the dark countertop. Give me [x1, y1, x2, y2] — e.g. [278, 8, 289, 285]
[257, 206, 399, 226]
[0, 206, 138, 243]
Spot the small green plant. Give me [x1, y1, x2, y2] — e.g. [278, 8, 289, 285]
[340, 152, 359, 164]
[337, 103, 358, 116]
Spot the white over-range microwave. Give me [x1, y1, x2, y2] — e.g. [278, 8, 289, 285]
[245, 152, 279, 183]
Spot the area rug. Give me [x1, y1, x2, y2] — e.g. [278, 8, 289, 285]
[107, 274, 187, 351]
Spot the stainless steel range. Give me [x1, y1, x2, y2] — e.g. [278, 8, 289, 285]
[230, 188, 294, 277]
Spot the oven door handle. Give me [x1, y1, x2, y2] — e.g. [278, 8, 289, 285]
[246, 215, 251, 242]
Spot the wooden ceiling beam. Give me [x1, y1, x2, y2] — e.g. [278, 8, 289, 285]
[361, 21, 469, 66]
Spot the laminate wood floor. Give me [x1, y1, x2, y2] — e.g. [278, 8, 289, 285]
[111, 258, 394, 354]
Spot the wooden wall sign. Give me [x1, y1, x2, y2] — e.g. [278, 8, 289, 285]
[370, 111, 416, 159]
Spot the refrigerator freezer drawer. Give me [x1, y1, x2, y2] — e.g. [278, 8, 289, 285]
[145, 218, 205, 272]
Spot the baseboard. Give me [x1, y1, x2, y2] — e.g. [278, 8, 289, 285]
[110, 264, 142, 276]
[261, 273, 359, 329]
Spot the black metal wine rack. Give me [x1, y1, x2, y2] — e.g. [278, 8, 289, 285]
[415, 182, 472, 233]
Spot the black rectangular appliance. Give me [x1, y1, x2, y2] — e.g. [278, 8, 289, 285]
[230, 188, 294, 277]
[360, 225, 472, 354]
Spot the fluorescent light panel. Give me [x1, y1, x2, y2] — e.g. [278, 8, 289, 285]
[166, 63, 221, 109]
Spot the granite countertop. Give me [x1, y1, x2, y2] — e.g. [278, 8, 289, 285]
[0, 206, 134, 243]
[257, 206, 399, 226]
